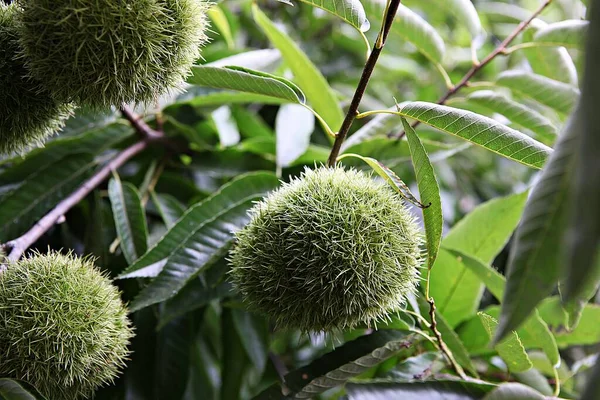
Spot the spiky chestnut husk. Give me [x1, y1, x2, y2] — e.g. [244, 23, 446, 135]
[0, 252, 134, 400]
[0, 4, 73, 154]
[18, 0, 209, 108]
[230, 167, 422, 332]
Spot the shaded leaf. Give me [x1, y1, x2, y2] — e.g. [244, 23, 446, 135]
[121, 173, 279, 311]
[253, 4, 344, 130]
[187, 66, 305, 104]
[496, 112, 579, 341]
[346, 380, 496, 400]
[108, 178, 148, 265]
[483, 383, 545, 400]
[402, 117, 442, 268]
[0, 379, 47, 400]
[231, 309, 269, 375]
[397, 102, 552, 169]
[495, 71, 580, 115]
[479, 313, 532, 373]
[466, 90, 558, 141]
[151, 192, 186, 229]
[341, 113, 399, 152]
[443, 0, 483, 38]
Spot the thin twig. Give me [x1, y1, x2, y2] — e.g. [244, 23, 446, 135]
[427, 297, 468, 380]
[2, 107, 164, 265]
[394, 0, 553, 139]
[326, 0, 403, 166]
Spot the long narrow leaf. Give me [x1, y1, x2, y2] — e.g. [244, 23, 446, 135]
[533, 20, 588, 48]
[294, 0, 370, 33]
[395, 4, 445, 63]
[402, 117, 442, 268]
[397, 102, 552, 169]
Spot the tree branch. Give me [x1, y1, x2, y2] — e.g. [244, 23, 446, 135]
[394, 0, 552, 138]
[326, 0, 403, 166]
[1, 106, 164, 266]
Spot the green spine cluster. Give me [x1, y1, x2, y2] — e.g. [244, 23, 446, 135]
[0, 3, 73, 154]
[18, 0, 209, 108]
[0, 252, 134, 400]
[230, 167, 422, 332]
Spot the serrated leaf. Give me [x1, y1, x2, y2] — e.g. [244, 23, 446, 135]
[483, 383, 546, 400]
[479, 313, 532, 373]
[108, 178, 148, 265]
[121, 172, 280, 312]
[346, 380, 496, 399]
[337, 153, 428, 208]
[402, 117, 442, 268]
[466, 91, 558, 141]
[496, 71, 580, 115]
[294, 0, 370, 32]
[396, 102, 552, 169]
[395, 4, 445, 63]
[533, 20, 588, 48]
[187, 65, 305, 104]
[496, 112, 579, 341]
[0, 153, 95, 242]
[0, 379, 48, 400]
[521, 21, 579, 86]
[285, 330, 418, 398]
[253, 4, 344, 130]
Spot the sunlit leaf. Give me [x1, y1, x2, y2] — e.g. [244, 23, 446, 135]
[533, 20, 588, 49]
[395, 4, 446, 63]
[396, 102, 552, 169]
[294, 0, 370, 33]
[479, 313, 532, 373]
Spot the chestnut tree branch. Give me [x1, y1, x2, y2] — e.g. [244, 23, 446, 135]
[326, 0, 403, 166]
[394, 0, 553, 139]
[2, 106, 164, 265]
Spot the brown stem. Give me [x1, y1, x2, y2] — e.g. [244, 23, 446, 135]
[395, 0, 553, 138]
[326, 0, 403, 166]
[2, 106, 164, 265]
[427, 297, 468, 380]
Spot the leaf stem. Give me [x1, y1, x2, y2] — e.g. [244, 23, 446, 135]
[1, 106, 164, 266]
[326, 0, 403, 166]
[394, 0, 553, 138]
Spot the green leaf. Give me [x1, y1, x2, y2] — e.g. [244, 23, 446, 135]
[396, 102, 552, 169]
[207, 49, 282, 71]
[430, 192, 527, 326]
[479, 313, 532, 373]
[0, 153, 95, 242]
[337, 153, 428, 208]
[466, 90, 558, 141]
[564, 5, 600, 305]
[293, 0, 370, 33]
[284, 330, 418, 398]
[443, 0, 482, 38]
[171, 89, 287, 109]
[483, 383, 546, 400]
[0, 379, 47, 400]
[120, 172, 280, 312]
[537, 297, 600, 348]
[496, 112, 579, 341]
[533, 20, 588, 49]
[221, 309, 248, 400]
[522, 22, 578, 85]
[160, 281, 230, 328]
[402, 117, 442, 268]
[253, 4, 344, 130]
[108, 178, 148, 265]
[446, 250, 560, 367]
[495, 71, 580, 115]
[231, 309, 269, 375]
[151, 192, 186, 229]
[187, 65, 305, 104]
[346, 380, 496, 399]
[208, 5, 235, 49]
[443, 191, 528, 264]
[395, 4, 445, 63]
